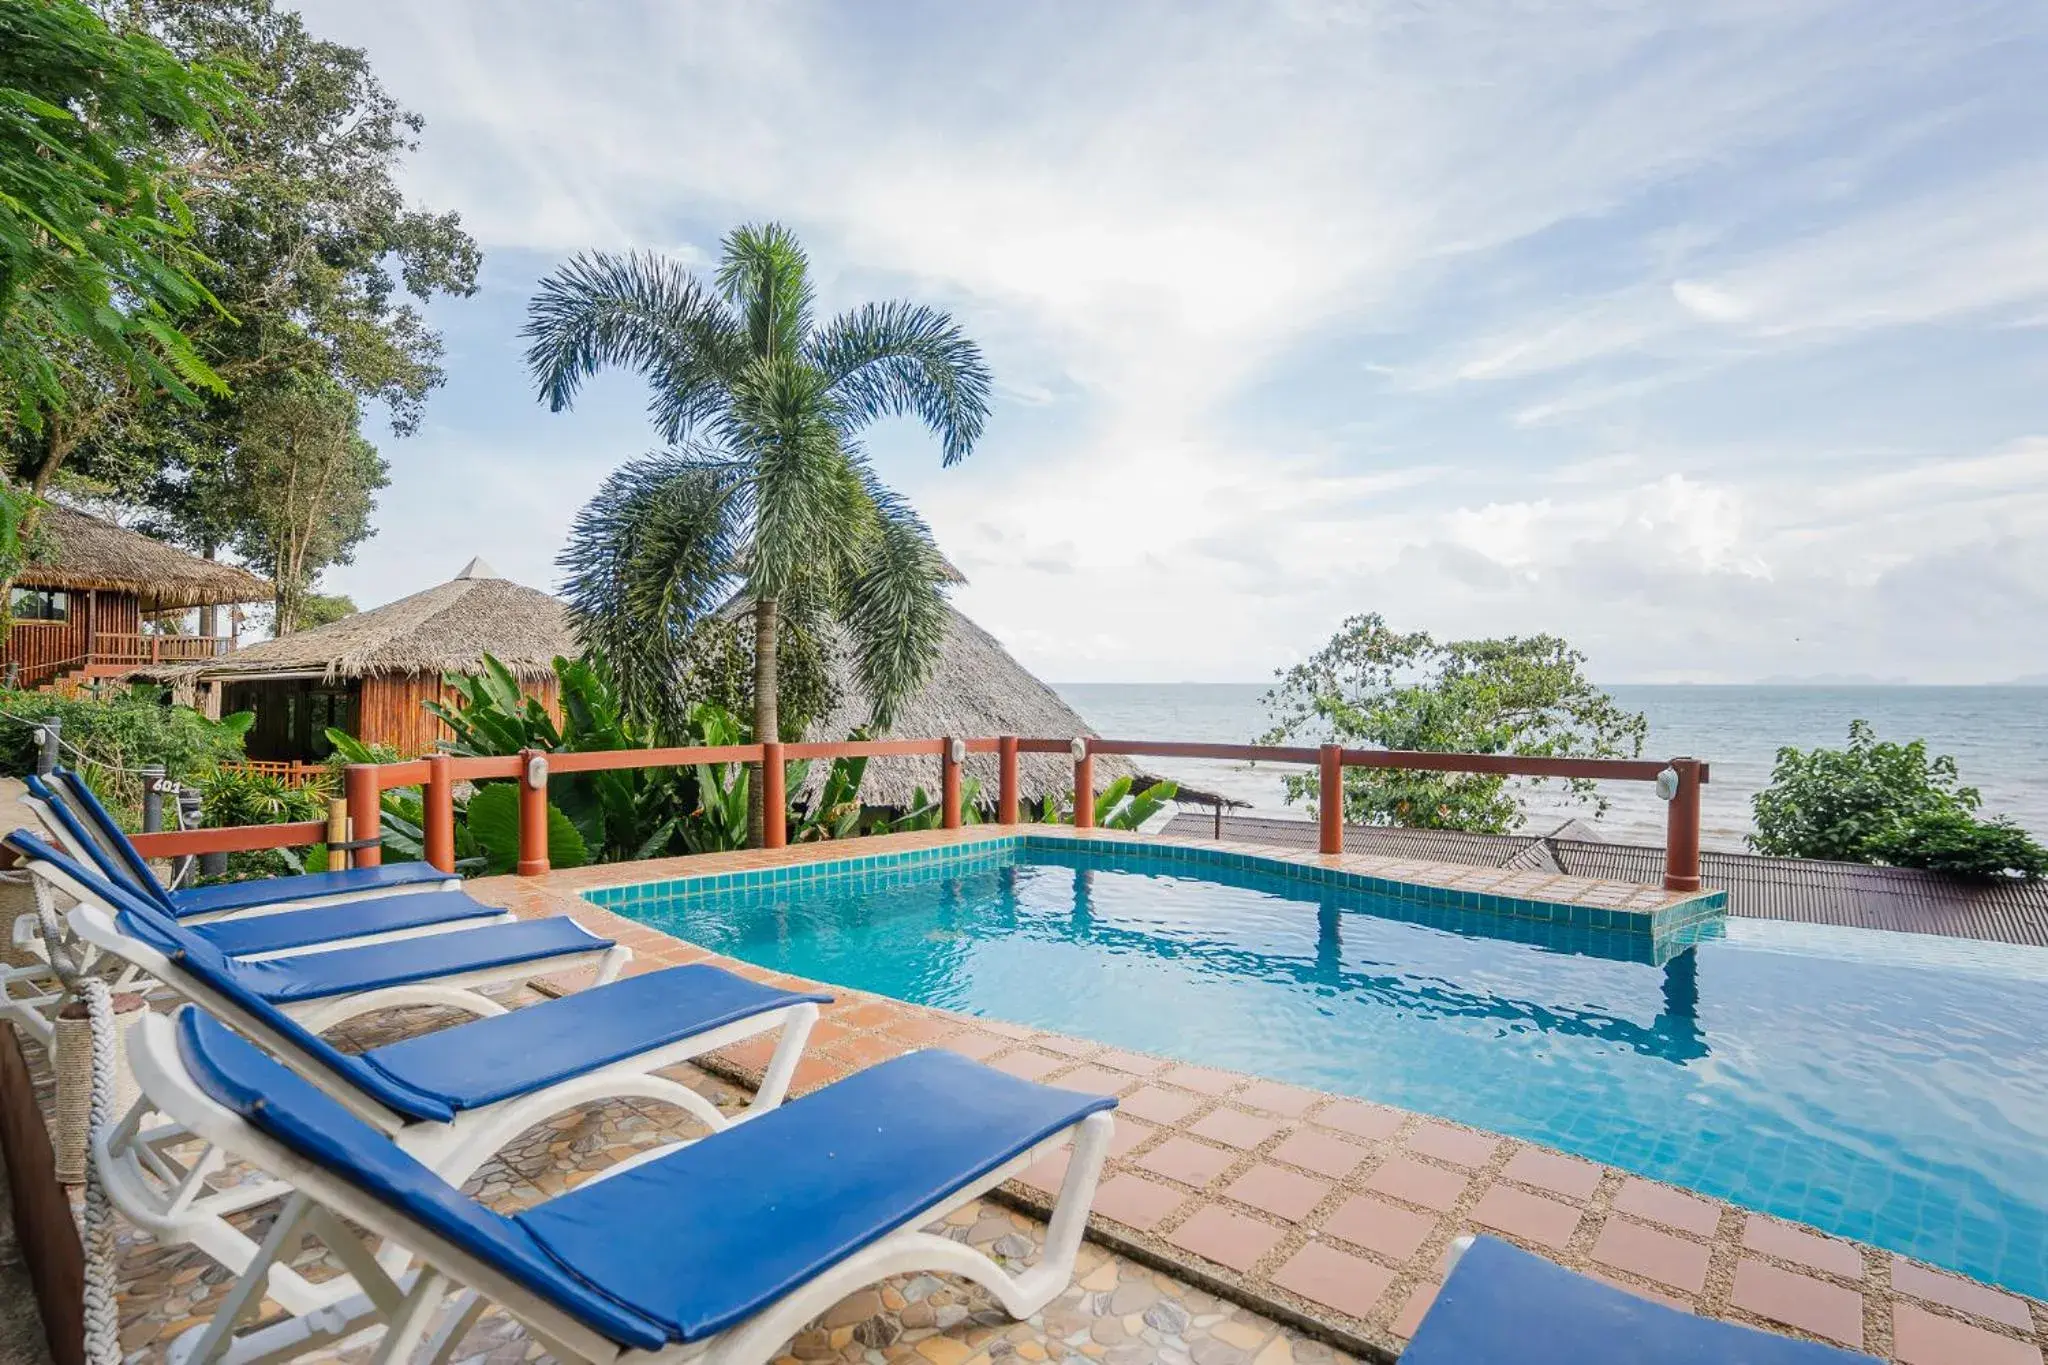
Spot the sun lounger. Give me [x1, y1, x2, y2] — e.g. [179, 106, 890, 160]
[25, 769, 455, 919]
[1406, 1235, 1878, 1363]
[130, 1005, 1115, 1365]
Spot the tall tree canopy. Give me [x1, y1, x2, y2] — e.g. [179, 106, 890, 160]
[1262, 614, 1648, 832]
[22, 0, 479, 598]
[526, 225, 990, 837]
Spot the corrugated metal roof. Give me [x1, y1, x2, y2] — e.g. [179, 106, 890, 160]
[1161, 811, 2048, 947]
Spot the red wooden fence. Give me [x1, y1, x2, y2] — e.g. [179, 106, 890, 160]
[130, 738, 1710, 892]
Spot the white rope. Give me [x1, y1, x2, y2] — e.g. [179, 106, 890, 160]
[30, 876, 123, 1365]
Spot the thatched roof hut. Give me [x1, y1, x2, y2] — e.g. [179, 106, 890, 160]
[188, 558, 571, 685]
[178, 559, 573, 760]
[23, 503, 269, 609]
[799, 605, 1129, 810]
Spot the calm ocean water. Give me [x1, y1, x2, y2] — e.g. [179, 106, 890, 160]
[1054, 683, 2048, 850]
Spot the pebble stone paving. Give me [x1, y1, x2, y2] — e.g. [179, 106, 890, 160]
[17, 825, 2048, 1364]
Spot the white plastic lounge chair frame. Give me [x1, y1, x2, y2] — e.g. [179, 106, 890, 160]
[128, 1010, 1114, 1365]
[23, 775, 458, 921]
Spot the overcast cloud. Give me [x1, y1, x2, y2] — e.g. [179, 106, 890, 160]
[296, 0, 2048, 684]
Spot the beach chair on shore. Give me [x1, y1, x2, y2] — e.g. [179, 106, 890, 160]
[128, 1006, 1115, 1365]
[1405, 1235, 1877, 1364]
[25, 769, 455, 920]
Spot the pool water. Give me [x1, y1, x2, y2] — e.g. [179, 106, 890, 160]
[611, 843, 2048, 1299]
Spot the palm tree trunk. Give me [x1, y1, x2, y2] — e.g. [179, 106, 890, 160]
[749, 594, 779, 844]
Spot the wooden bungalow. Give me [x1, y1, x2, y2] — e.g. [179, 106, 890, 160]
[173, 559, 568, 762]
[1, 503, 270, 690]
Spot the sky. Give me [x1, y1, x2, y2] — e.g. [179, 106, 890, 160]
[293, 0, 2048, 686]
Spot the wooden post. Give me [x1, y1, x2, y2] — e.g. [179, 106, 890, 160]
[516, 749, 549, 876]
[997, 736, 1020, 824]
[344, 763, 381, 869]
[1663, 757, 1703, 893]
[941, 738, 963, 830]
[760, 741, 786, 849]
[1318, 744, 1344, 856]
[1072, 740, 1095, 830]
[1, 1022, 86, 1365]
[423, 753, 455, 874]
[325, 796, 349, 872]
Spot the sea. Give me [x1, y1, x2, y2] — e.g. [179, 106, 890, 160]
[1053, 683, 2048, 851]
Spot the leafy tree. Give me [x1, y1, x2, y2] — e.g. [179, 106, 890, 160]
[226, 377, 387, 634]
[0, 684, 251, 813]
[1751, 721, 2047, 878]
[525, 225, 990, 841]
[0, 0, 232, 439]
[1261, 614, 1647, 832]
[288, 589, 355, 631]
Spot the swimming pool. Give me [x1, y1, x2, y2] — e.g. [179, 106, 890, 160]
[589, 838, 2048, 1299]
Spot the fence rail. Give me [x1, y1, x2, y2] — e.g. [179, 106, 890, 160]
[92, 737, 1711, 893]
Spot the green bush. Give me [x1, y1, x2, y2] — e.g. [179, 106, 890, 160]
[194, 765, 329, 880]
[0, 686, 252, 814]
[1751, 721, 2047, 878]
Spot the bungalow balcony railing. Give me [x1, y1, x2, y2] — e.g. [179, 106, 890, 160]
[92, 632, 234, 665]
[118, 738, 1711, 893]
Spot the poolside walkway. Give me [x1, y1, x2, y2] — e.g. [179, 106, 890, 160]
[476, 826, 2048, 1365]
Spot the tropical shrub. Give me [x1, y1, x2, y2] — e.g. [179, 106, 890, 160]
[1029, 777, 1180, 831]
[1751, 721, 2048, 878]
[193, 764, 326, 879]
[879, 778, 986, 834]
[0, 686, 252, 812]
[1261, 615, 1646, 832]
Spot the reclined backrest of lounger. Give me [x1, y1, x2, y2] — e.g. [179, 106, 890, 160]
[27, 771, 176, 912]
[6, 831, 456, 1124]
[174, 1008, 672, 1349]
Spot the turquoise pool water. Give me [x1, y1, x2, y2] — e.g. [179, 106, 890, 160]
[599, 841, 2048, 1299]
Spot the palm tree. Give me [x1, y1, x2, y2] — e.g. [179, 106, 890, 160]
[523, 223, 992, 839]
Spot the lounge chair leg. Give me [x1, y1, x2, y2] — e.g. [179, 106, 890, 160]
[749, 1001, 819, 1113]
[1005, 1110, 1115, 1314]
[179, 1192, 316, 1365]
[369, 1270, 450, 1365]
[418, 1288, 490, 1365]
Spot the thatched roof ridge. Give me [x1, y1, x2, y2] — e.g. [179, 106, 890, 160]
[20, 503, 270, 609]
[800, 604, 1131, 809]
[185, 565, 574, 683]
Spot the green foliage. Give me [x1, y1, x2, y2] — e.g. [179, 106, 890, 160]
[0, 686, 249, 809]
[462, 783, 588, 876]
[788, 745, 868, 843]
[0, 0, 232, 436]
[528, 225, 985, 760]
[878, 778, 985, 834]
[289, 590, 355, 631]
[1261, 614, 1646, 833]
[1026, 777, 1179, 831]
[1750, 721, 2047, 878]
[675, 701, 750, 854]
[193, 763, 325, 878]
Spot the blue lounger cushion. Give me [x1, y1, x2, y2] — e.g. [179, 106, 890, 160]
[190, 891, 505, 958]
[28, 770, 448, 915]
[1404, 1236, 1878, 1364]
[178, 1009, 671, 1348]
[363, 963, 831, 1110]
[178, 1009, 1114, 1350]
[168, 863, 452, 917]
[516, 1047, 1117, 1341]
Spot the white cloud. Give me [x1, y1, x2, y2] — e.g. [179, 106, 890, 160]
[292, 0, 2048, 685]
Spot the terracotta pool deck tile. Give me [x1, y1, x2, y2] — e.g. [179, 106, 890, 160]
[1466, 1184, 1583, 1252]
[1091, 1173, 1190, 1232]
[1136, 1136, 1240, 1188]
[1500, 1147, 1604, 1201]
[1586, 1268, 1696, 1313]
[1189, 1108, 1288, 1150]
[1892, 1259, 2036, 1332]
[1742, 1215, 1866, 1280]
[1031, 1031, 1100, 1058]
[1159, 1063, 1245, 1097]
[1406, 1122, 1500, 1170]
[1167, 1205, 1287, 1273]
[1050, 1064, 1135, 1097]
[1311, 1098, 1407, 1141]
[1893, 1303, 2041, 1365]
[1322, 1194, 1440, 1263]
[1223, 1164, 1334, 1222]
[1612, 1177, 1726, 1238]
[819, 1031, 910, 1069]
[1390, 1280, 1442, 1338]
[1016, 1147, 1071, 1196]
[1237, 1078, 1322, 1117]
[1104, 1116, 1156, 1158]
[1361, 1154, 1469, 1212]
[935, 1029, 1007, 1061]
[1590, 1218, 1713, 1294]
[1117, 1084, 1206, 1126]
[1270, 1129, 1372, 1180]
[1730, 1259, 1866, 1349]
[1093, 1047, 1173, 1076]
[1271, 1244, 1398, 1320]
[987, 1049, 1067, 1081]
